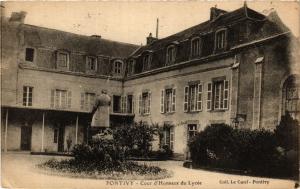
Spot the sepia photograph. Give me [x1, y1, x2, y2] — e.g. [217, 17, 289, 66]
[1, 1, 299, 189]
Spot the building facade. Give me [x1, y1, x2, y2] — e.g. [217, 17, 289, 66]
[1, 5, 299, 156]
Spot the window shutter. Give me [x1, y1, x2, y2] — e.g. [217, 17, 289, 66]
[172, 88, 176, 112]
[132, 95, 135, 114]
[80, 93, 85, 110]
[184, 86, 189, 112]
[223, 80, 229, 109]
[160, 89, 165, 113]
[197, 84, 203, 111]
[67, 91, 72, 109]
[138, 94, 142, 115]
[124, 96, 128, 113]
[121, 96, 124, 113]
[207, 83, 212, 111]
[148, 92, 151, 114]
[50, 89, 55, 108]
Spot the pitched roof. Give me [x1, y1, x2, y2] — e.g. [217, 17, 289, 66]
[23, 24, 139, 58]
[131, 6, 288, 57]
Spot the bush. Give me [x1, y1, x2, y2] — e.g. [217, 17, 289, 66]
[113, 121, 158, 158]
[189, 123, 295, 177]
[150, 145, 173, 160]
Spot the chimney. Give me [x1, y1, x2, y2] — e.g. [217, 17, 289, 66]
[210, 7, 227, 21]
[9, 11, 27, 23]
[91, 35, 101, 39]
[146, 33, 157, 45]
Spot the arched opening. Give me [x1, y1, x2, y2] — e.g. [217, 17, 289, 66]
[282, 75, 300, 121]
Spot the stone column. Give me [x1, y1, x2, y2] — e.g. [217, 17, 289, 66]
[252, 56, 264, 129]
[230, 55, 240, 125]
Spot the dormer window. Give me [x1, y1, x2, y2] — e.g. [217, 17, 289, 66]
[215, 29, 227, 51]
[127, 59, 135, 75]
[143, 54, 152, 71]
[86, 56, 97, 72]
[57, 51, 69, 70]
[191, 37, 201, 57]
[166, 45, 176, 65]
[114, 60, 123, 75]
[25, 48, 35, 62]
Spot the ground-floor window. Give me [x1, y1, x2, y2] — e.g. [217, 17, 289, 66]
[160, 126, 174, 150]
[187, 124, 197, 141]
[283, 75, 300, 120]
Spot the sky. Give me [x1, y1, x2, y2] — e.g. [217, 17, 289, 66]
[3, 1, 300, 45]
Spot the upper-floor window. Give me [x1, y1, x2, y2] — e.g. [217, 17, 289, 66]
[161, 88, 176, 113]
[138, 91, 151, 115]
[114, 60, 123, 75]
[127, 59, 135, 75]
[86, 56, 97, 72]
[166, 45, 176, 65]
[50, 89, 72, 109]
[23, 86, 33, 106]
[80, 92, 95, 111]
[143, 54, 152, 71]
[207, 79, 229, 111]
[215, 29, 227, 50]
[57, 51, 69, 70]
[25, 48, 34, 62]
[191, 37, 201, 57]
[184, 83, 203, 112]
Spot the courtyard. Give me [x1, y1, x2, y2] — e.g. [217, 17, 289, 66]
[2, 152, 295, 189]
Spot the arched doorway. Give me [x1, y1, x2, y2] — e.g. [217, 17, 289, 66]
[282, 75, 300, 121]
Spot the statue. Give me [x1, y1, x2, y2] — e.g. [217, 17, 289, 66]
[91, 90, 111, 128]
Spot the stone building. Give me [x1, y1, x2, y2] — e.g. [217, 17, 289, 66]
[1, 4, 299, 156]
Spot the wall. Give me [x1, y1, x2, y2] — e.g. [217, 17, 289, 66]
[124, 56, 234, 153]
[17, 68, 122, 112]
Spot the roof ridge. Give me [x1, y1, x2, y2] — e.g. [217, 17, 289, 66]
[23, 23, 139, 47]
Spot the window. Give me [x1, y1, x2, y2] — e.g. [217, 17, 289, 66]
[127, 95, 134, 114]
[114, 61, 123, 74]
[187, 124, 197, 141]
[191, 37, 201, 57]
[161, 88, 176, 113]
[143, 54, 152, 71]
[25, 48, 34, 62]
[86, 56, 97, 71]
[161, 126, 174, 150]
[207, 80, 229, 111]
[183, 83, 202, 112]
[283, 76, 299, 120]
[127, 59, 135, 75]
[138, 92, 151, 115]
[80, 92, 95, 111]
[215, 29, 227, 50]
[23, 86, 33, 106]
[50, 89, 72, 109]
[57, 51, 69, 69]
[113, 95, 122, 113]
[53, 128, 58, 143]
[166, 45, 176, 65]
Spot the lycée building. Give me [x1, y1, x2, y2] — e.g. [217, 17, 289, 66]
[2, 4, 299, 157]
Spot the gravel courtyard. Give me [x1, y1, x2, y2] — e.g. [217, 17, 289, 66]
[2, 152, 296, 189]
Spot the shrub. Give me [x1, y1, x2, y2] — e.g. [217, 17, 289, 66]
[189, 123, 295, 177]
[150, 145, 173, 160]
[113, 121, 158, 158]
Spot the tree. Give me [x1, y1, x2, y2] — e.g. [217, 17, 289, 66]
[274, 113, 299, 151]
